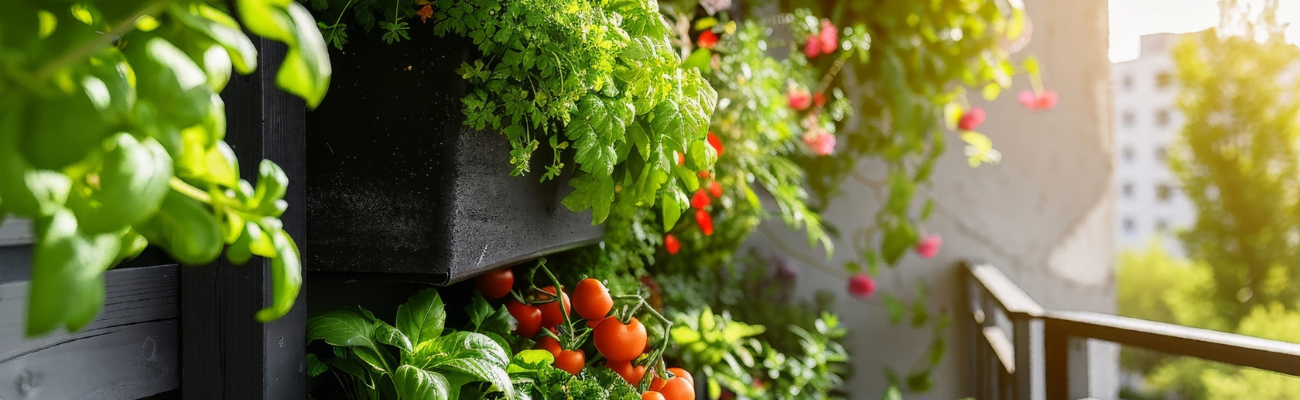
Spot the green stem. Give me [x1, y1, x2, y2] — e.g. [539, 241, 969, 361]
[170, 177, 213, 204]
[537, 262, 575, 332]
[333, 0, 357, 27]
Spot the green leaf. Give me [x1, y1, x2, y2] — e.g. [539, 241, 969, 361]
[28, 211, 118, 335]
[927, 337, 947, 367]
[565, 95, 633, 176]
[881, 294, 905, 326]
[134, 190, 223, 265]
[511, 349, 555, 368]
[255, 227, 301, 322]
[70, 134, 173, 234]
[661, 182, 686, 231]
[882, 385, 902, 400]
[439, 358, 514, 398]
[910, 299, 930, 328]
[906, 370, 934, 392]
[424, 332, 510, 367]
[170, 3, 259, 74]
[276, 3, 332, 108]
[308, 309, 377, 348]
[397, 288, 447, 350]
[880, 222, 918, 266]
[393, 365, 451, 400]
[306, 354, 329, 377]
[682, 48, 711, 70]
[561, 173, 616, 224]
[375, 321, 414, 354]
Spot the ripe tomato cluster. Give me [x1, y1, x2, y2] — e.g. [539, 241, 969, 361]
[473, 262, 696, 399]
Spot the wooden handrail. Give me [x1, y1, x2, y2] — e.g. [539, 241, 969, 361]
[966, 262, 1045, 317]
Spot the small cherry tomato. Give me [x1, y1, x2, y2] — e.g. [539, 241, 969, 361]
[606, 359, 647, 385]
[474, 268, 514, 300]
[506, 299, 542, 338]
[536, 335, 561, 358]
[650, 375, 666, 391]
[642, 392, 666, 400]
[667, 368, 694, 387]
[538, 286, 571, 328]
[594, 317, 648, 362]
[659, 376, 694, 400]
[555, 349, 585, 375]
[574, 278, 614, 321]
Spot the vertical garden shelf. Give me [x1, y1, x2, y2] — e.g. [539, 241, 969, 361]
[304, 29, 603, 283]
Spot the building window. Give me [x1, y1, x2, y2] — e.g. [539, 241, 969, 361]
[1156, 71, 1174, 90]
[1123, 74, 1134, 91]
[1155, 146, 1168, 163]
[1156, 109, 1171, 127]
[1122, 182, 1134, 198]
[1122, 146, 1136, 163]
[1123, 111, 1136, 128]
[1155, 219, 1170, 233]
[1156, 183, 1174, 203]
[1123, 217, 1136, 233]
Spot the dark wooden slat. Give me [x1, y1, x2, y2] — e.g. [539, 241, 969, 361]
[0, 264, 179, 399]
[0, 218, 31, 246]
[181, 37, 307, 400]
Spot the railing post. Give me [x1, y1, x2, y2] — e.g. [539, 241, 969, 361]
[1012, 314, 1045, 400]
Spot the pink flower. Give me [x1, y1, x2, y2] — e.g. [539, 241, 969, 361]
[957, 107, 985, 131]
[915, 234, 942, 259]
[1017, 90, 1058, 111]
[803, 129, 836, 156]
[803, 34, 823, 58]
[848, 274, 876, 298]
[787, 87, 812, 111]
[819, 20, 838, 54]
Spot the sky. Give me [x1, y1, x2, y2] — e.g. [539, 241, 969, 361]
[1109, 0, 1300, 63]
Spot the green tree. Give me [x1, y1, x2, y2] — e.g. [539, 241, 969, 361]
[1169, 0, 1300, 326]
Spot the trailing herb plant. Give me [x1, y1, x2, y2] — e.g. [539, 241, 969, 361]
[309, 0, 719, 229]
[0, 0, 330, 335]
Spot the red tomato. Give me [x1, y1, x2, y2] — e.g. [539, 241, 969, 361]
[474, 268, 513, 300]
[606, 360, 647, 385]
[642, 392, 666, 400]
[538, 286, 571, 328]
[667, 368, 694, 387]
[574, 278, 614, 321]
[594, 317, 648, 362]
[664, 234, 681, 255]
[554, 349, 585, 375]
[691, 189, 711, 209]
[506, 299, 542, 338]
[535, 335, 561, 358]
[659, 376, 694, 400]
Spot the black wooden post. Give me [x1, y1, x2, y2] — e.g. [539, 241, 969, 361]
[181, 38, 308, 399]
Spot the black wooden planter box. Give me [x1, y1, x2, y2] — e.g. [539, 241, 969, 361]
[305, 29, 603, 283]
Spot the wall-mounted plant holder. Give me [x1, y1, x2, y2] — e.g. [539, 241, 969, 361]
[305, 28, 603, 284]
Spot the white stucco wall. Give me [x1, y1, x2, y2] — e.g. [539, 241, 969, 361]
[744, 0, 1115, 398]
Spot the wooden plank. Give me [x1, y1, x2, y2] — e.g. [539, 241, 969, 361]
[180, 37, 307, 400]
[0, 264, 180, 399]
[0, 218, 32, 247]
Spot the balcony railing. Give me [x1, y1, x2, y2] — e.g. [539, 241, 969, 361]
[964, 262, 1300, 400]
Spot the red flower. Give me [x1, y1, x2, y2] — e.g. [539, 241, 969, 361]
[803, 34, 823, 58]
[698, 30, 719, 49]
[813, 93, 826, 108]
[665, 234, 680, 255]
[802, 128, 836, 156]
[958, 107, 985, 131]
[787, 87, 811, 111]
[708, 181, 723, 198]
[1017, 90, 1058, 111]
[848, 274, 876, 298]
[417, 4, 433, 23]
[915, 234, 942, 259]
[707, 131, 724, 155]
[695, 209, 714, 236]
[691, 189, 711, 209]
[819, 20, 838, 54]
